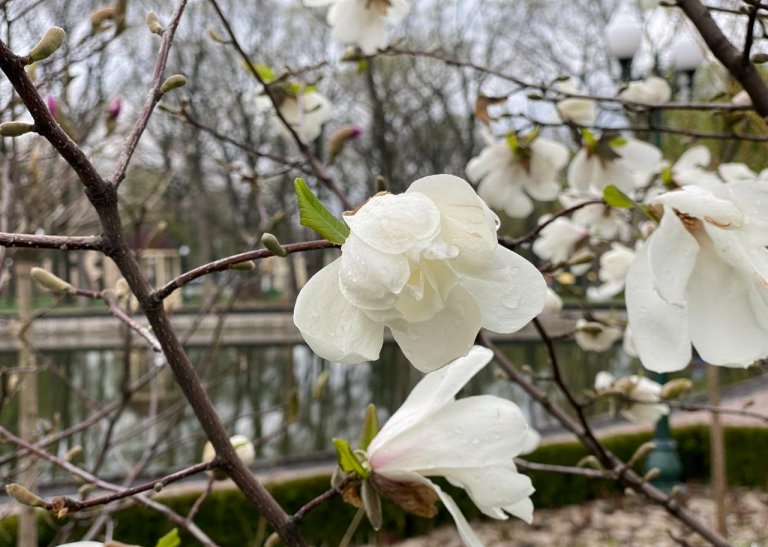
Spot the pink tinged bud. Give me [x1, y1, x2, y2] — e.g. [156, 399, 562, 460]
[108, 96, 121, 119]
[349, 125, 363, 139]
[46, 94, 57, 117]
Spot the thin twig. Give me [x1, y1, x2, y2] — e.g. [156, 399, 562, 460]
[500, 199, 604, 248]
[109, 0, 189, 189]
[514, 458, 616, 480]
[208, 0, 353, 210]
[153, 239, 337, 302]
[0, 232, 103, 251]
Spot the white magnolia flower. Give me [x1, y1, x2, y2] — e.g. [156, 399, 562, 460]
[732, 89, 752, 106]
[202, 434, 255, 479]
[619, 76, 671, 104]
[574, 319, 622, 352]
[306, 0, 409, 54]
[626, 183, 768, 372]
[555, 79, 597, 125]
[559, 192, 632, 241]
[587, 242, 635, 301]
[257, 90, 332, 142]
[568, 136, 663, 196]
[531, 216, 588, 264]
[466, 135, 569, 218]
[294, 175, 547, 372]
[594, 372, 669, 423]
[718, 162, 768, 185]
[367, 346, 537, 546]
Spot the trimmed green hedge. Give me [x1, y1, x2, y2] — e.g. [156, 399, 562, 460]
[3, 424, 767, 546]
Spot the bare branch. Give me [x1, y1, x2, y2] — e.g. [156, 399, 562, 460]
[109, 0, 189, 189]
[153, 239, 337, 302]
[0, 232, 103, 251]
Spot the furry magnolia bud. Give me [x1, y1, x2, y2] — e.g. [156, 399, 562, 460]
[25, 27, 66, 64]
[31, 267, 73, 293]
[0, 122, 35, 137]
[660, 378, 693, 400]
[6, 484, 47, 508]
[261, 233, 287, 257]
[160, 74, 187, 94]
[146, 11, 164, 35]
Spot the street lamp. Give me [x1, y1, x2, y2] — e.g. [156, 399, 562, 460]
[605, 8, 643, 82]
[671, 32, 705, 101]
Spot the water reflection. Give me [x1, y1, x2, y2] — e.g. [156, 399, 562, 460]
[0, 341, 759, 485]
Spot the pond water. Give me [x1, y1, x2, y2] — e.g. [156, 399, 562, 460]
[0, 338, 758, 486]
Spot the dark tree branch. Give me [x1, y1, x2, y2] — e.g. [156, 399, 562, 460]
[678, 0, 768, 118]
[109, 0, 189, 189]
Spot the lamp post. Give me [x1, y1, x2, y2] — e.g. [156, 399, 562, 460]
[605, 8, 643, 82]
[604, 13, 703, 493]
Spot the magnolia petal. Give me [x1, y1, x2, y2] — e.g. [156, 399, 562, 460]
[504, 497, 535, 524]
[655, 186, 743, 228]
[293, 259, 384, 364]
[466, 142, 510, 182]
[389, 286, 482, 372]
[303, 0, 335, 5]
[429, 480, 484, 547]
[674, 145, 710, 173]
[566, 150, 595, 195]
[408, 174, 498, 263]
[600, 155, 640, 193]
[621, 402, 669, 423]
[617, 138, 662, 184]
[532, 137, 570, 171]
[686, 245, 768, 367]
[368, 346, 493, 454]
[328, 0, 388, 54]
[344, 192, 441, 254]
[704, 218, 768, 286]
[370, 395, 529, 472]
[435, 464, 534, 516]
[453, 246, 546, 333]
[386, 0, 410, 24]
[718, 162, 757, 184]
[625, 244, 692, 372]
[647, 207, 699, 305]
[339, 233, 410, 310]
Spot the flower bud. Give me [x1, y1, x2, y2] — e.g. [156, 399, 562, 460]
[228, 260, 256, 271]
[660, 378, 693, 400]
[311, 370, 329, 400]
[261, 232, 287, 257]
[46, 95, 58, 118]
[576, 455, 603, 470]
[107, 96, 121, 120]
[328, 125, 363, 163]
[115, 278, 130, 299]
[643, 467, 661, 481]
[202, 435, 255, 480]
[628, 441, 656, 467]
[160, 74, 187, 94]
[6, 484, 47, 508]
[0, 121, 35, 137]
[31, 267, 73, 293]
[146, 11, 164, 35]
[64, 445, 82, 463]
[153, 482, 163, 492]
[90, 5, 116, 32]
[25, 27, 66, 64]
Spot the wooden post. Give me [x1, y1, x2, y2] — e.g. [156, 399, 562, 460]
[15, 255, 38, 547]
[708, 364, 728, 537]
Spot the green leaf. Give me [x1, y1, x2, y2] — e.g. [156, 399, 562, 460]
[253, 63, 275, 83]
[581, 128, 596, 148]
[357, 59, 368, 73]
[608, 136, 628, 148]
[504, 132, 519, 151]
[333, 438, 369, 478]
[359, 404, 380, 451]
[155, 528, 181, 547]
[603, 184, 635, 209]
[294, 178, 350, 244]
